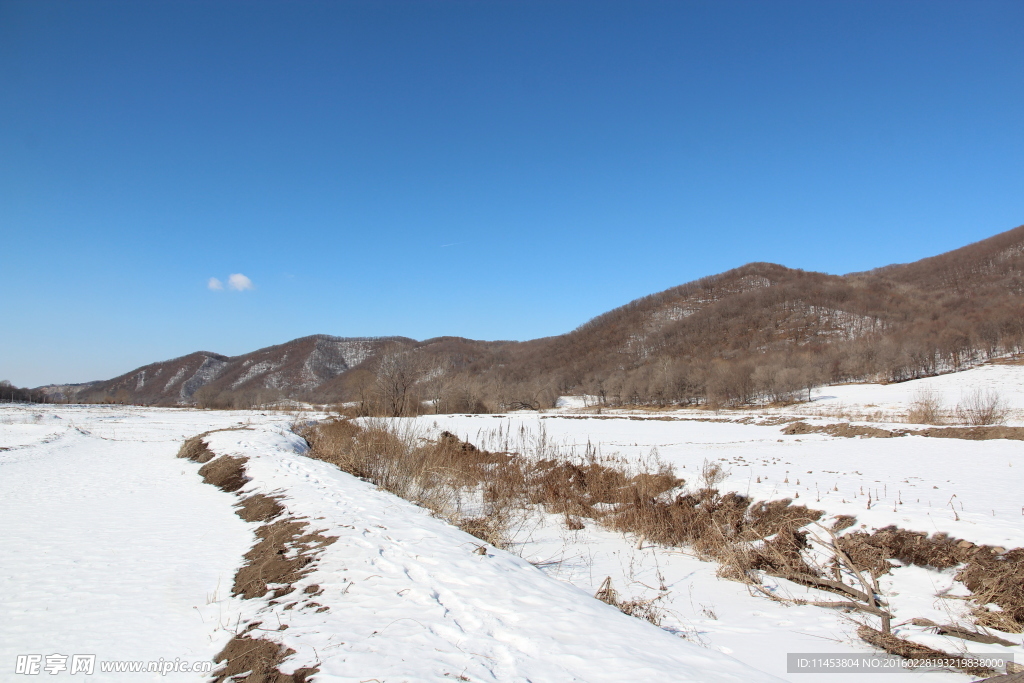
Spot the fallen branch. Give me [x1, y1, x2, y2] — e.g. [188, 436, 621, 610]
[857, 625, 997, 677]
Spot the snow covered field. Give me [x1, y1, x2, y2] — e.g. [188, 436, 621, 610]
[1, 404, 778, 682]
[403, 364, 1024, 682]
[2, 363, 1022, 681]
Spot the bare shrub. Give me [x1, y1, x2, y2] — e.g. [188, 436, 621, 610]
[301, 419, 525, 547]
[905, 388, 945, 425]
[699, 459, 729, 489]
[956, 388, 1009, 426]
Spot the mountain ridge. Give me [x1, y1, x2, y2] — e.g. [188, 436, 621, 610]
[48, 223, 1024, 410]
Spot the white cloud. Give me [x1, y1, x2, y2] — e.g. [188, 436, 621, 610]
[207, 277, 224, 291]
[228, 273, 254, 291]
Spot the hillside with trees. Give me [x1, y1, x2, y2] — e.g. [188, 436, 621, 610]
[53, 224, 1024, 413]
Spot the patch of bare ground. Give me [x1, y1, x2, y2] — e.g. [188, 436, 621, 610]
[914, 426, 1024, 441]
[783, 421, 905, 438]
[781, 421, 1024, 441]
[234, 493, 285, 523]
[233, 518, 336, 600]
[178, 431, 336, 682]
[212, 635, 317, 683]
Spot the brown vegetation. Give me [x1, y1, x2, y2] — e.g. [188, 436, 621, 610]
[298, 417, 1024, 669]
[71, 225, 1024, 414]
[856, 625, 997, 677]
[178, 431, 335, 682]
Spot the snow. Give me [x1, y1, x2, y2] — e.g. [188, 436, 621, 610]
[3, 362, 1022, 682]
[402, 363, 1024, 681]
[202, 428, 782, 682]
[797, 362, 1024, 425]
[0, 406, 266, 680]
[1, 404, 781, 682]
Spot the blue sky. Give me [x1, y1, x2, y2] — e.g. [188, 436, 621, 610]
[2, 0, 1022, 386]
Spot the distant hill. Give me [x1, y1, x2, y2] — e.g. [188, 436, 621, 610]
[57, 224, 1024, 411]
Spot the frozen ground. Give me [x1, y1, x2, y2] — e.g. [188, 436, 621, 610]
[2, 363, 1021, 682]
[1, 404, 780, 682]
[404, 363, 1024, 682]
[0, 406, 284, 680]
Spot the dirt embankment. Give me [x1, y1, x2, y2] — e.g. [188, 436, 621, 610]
[782, 421, 1024, 441]
[177, 434, 334, 683]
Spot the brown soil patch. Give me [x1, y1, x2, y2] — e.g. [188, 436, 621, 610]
[233, 518, 336, 599]
[212, 636, 317, 683]
[915, 426, 1024, 441]
[782, 421, 904, 438]
[199, 455, 249, 492]
[781, 421, 1024, 441]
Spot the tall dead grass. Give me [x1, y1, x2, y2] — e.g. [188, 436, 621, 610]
[300, 419, 683, 549]
[298, 418, 1024, 646]
[905, 388, 945, 425]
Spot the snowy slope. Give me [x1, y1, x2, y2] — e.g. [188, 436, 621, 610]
[1, 404, 784, 682]
[201, 427, 784, 682]
[403, 366, 1024, 681]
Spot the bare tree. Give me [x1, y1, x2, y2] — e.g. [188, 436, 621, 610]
[374, 345, 421, 417]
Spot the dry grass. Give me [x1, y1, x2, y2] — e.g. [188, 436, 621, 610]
[300, 419, 684, 550]
[179, 431, 333, 682]
[298, 419, 1024, 645]
[836, 526, 1024, 633]
[594, 576, 667, 626]
[906, 388, 945, 425]
[856, 625, 997, 677]
[300, 418, 833, 599]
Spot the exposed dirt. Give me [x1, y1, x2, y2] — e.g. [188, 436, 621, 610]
[915, 426, 1024, 441]
[782, 421, 905, 438]
[233, 518, 336, 600]
[212, 636, 317, 683]
[781, 421, 1024, 441]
